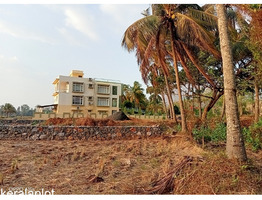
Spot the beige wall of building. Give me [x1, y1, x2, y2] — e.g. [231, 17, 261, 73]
[51, 70, 122, 118]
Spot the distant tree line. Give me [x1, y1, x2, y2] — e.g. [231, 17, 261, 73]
[0, 103, 35, 118]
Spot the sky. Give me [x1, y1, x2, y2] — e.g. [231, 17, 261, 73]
[0, 0, 257, 109]
[0, 4, 152, 108]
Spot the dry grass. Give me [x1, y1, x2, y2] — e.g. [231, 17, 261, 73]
[0, 137, 203, 194]
[0, 133, 261, 194]
[173, 151, 262, 194]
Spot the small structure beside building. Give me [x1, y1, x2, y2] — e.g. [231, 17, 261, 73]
[35, 70, 122, 119]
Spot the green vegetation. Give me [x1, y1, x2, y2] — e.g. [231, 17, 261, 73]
[243, 119, 262, 152]
[193, 122, 227, 144]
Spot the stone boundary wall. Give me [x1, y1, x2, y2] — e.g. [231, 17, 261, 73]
[0, 120, 44, 125]
[0, 125, 162, 141]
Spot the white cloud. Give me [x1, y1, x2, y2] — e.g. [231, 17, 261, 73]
[63, 7, 98, 41]
[100, 4, 148, 26]
[0, 19, 55, 44]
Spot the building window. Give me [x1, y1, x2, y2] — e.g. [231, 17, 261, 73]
[88, 84, 94, 89]
[112, 98, 117, 107]
[73, 82, 84, 92]
[97, 97, 109, 106]
[72, 96, 84, 105]
[97, 85, 110, 94]
[112, 86, 118, 95]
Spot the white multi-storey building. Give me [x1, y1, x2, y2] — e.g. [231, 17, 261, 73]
[51, 70, 122, 118]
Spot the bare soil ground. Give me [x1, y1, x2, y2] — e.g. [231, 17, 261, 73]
[0, 136, 261, 194]
[0, 115, 261, 194]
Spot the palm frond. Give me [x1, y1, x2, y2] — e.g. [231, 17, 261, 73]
[175, 13, 220, 59]
[202, 4, 215, 14]
[187, 8, 217, 29]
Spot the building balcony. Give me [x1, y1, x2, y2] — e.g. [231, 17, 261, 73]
[52, 89, 69, 96]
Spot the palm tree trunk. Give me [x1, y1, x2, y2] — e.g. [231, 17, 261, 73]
[201, 89, 223, 121]
[170, 22, 187, 133]
[160, 92, 168, 117]
[163, 73, 177, 122]
[192, 86, 195, 115]
[198, 96, 202, 118]
[254, 79, 260, 123]
[217, 4, 247, 161]
[197, 85, 202, 118]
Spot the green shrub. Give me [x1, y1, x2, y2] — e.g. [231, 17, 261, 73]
[211, 122, 227, 142]
[193, 122, 226, 144]
[242, 119, 262, 152]
[192, 125, 212, 144]
[174, 124, 182, 133]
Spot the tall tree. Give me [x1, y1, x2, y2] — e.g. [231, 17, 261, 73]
[130, 81, 147, 110]
[3, 103, 16, 118]
[122, 4, 220, 132]
[217, 4, 247, 161]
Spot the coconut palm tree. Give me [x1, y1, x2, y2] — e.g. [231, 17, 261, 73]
[122, 4, 220, 132]
[142, 59, 177, 120]
[217, 4, 247, 161]
[130, 81, 147, 110]
[146, 86, 164, 114]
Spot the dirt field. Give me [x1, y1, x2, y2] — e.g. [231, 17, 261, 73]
[0, 136, 261, 194]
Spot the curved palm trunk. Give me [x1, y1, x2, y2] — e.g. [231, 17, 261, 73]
[160, 92, 168, 117]
[170, 22, 187, 133]
[254, 79, 260, 123]
[197, 85, 202, 118]
[155, 31, 177, 122]
[217, 4, 247, 161]
[182, 42, 224, 121]
[201, 90, 224, 121]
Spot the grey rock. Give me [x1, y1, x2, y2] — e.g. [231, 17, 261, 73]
[39, 134, 47, 140]
[58, 132, 65, 137]
[32, 127, 38, 133]
[31, 134, 39, 140]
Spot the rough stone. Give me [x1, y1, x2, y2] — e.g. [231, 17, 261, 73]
[58, 132, 65, 137]
[31, 134, 39, 140]
[0, 125, 161, 141]
[39, 134, 47, 140]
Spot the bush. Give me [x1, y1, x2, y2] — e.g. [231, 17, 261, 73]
[211, 122, 227, 142]
[242, 119, 262, 152]
[193, 122, 226, 144]
[192, 125, 212, 144]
